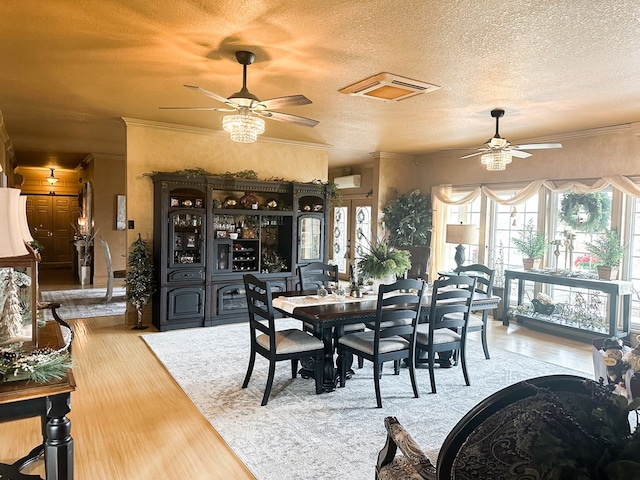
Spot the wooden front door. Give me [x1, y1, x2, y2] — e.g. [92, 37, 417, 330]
[26, 195, 80, 267]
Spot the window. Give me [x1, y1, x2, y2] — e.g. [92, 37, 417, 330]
[445, 194, 482, 270]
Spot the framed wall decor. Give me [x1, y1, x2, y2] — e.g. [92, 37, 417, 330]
[116, 194, 126, 230]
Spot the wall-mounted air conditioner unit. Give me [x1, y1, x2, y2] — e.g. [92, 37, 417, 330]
[333, 174, 361, 189]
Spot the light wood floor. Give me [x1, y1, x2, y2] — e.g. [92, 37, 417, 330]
[1, 271, 594, 479]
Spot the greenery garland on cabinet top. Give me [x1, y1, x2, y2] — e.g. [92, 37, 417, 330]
[559, 192, 611, 233]
[144, 169, 340, 201]
[382, 189, 432, 247]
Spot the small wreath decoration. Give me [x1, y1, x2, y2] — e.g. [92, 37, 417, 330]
[559, 192, 610, 233]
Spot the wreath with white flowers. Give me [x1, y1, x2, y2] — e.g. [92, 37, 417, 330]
[559, 192, 610, 233]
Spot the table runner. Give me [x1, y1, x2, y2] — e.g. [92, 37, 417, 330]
[273, 294, 370, 314]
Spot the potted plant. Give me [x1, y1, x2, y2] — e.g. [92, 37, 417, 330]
[383, 189, 432, 280]
[382, 189, 432, 247]
[512, 219, 547, 270]
[585, 228, 625, 280]
[358, 237, 411, 292]
[125, 234, 154, 330]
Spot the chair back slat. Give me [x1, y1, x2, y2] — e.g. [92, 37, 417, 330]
[372, 279, 426, 345]
[243, 274, 277, 342]
[428, 276, 476, 335]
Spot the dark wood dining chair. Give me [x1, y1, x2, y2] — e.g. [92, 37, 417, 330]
[337, 278, 426, 408]
[297, 261, 339, 291]
[415, 275, 476, 394]
[298, 261, 365, 368]
[242, 274, 324, 406]
[450, 264, 495, 359]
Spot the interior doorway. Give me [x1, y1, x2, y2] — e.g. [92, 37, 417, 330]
[26, 195, 80, 269]
[331, 199, 372, 281]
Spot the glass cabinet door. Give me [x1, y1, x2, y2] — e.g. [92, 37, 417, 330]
[298, 214, 323, 262]
[170, 210, 204, 267]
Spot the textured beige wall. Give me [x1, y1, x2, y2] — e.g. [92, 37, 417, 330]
[124, 119, 329, 247]
[416, 124, 640, 190]
[92, 154, 126, 285]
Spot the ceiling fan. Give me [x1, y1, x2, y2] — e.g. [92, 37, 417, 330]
[161, 51, 318, 142]
[460, 109, 562, 169]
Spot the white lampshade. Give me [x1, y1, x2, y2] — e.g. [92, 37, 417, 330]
[17, 195, 34, 243]
[445, 223, 476, 245]
[0, 188, 29, 258]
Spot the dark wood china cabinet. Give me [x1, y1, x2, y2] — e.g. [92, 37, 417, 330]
[152, 173, 329, 331]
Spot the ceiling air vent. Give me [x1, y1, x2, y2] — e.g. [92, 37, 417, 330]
[339, 72, 440, 102]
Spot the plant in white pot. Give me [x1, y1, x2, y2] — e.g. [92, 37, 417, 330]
[358, 237, 411, 292]
[511, 219, 547, 270]
[585, 228, 625, 280]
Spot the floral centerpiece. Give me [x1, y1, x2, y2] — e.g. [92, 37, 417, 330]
[0, 342, 72, 383]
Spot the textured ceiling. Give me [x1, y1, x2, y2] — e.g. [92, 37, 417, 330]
[1, 1, 640, 170]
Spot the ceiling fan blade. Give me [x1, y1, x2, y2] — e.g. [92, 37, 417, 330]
[513, 143, 563, 150]
[159, 106, 236, 112]
[459, 150, 488, 159]
[508, 149, 532, 159]
[183, 84, 239, 108]
[256, 95, 312, 110]
[259, 111, 319, 127]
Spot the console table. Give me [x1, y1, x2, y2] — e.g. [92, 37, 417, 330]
[502, 269, 632, 341]
[0, 320, 75, 479]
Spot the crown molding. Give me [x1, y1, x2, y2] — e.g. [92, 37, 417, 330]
[121, 117, 330, 152]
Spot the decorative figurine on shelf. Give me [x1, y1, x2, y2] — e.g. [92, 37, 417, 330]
[125, 234, 155, 330]
[602, 337, 627, 385]
[622, 338, 640, 374]
[0, 269, 26, 342]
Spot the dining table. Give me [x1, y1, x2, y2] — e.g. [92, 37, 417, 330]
[273, 289, 501, 392]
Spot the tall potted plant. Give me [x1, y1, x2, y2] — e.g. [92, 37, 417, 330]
[125, 234, 154, 330]
[382, 189, 432, 280]
[585, 228, 625, 280]
[512, 219, 547, 270]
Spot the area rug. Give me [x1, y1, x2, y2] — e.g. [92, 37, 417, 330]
[41, 287, 126, 320]
[142, 321, 591, 480]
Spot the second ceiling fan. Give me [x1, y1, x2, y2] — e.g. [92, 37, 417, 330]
[460, 109, 562, 170]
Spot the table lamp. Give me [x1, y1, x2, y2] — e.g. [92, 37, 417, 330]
[445, 223, 476, 271]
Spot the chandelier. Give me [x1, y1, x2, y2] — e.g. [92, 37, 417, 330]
[222, 111, 265, 143]
[480, 151, 512, 171]
[46, 167, 59, 184]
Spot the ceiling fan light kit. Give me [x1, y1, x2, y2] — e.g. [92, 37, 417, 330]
[481, 151, 512, 171]
[162, 50, 318, 144]
[461, 108, 562, 171]
[222, 111, 265, 143]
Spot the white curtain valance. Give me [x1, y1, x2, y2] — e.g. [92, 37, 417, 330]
[429, 175, 640, 281]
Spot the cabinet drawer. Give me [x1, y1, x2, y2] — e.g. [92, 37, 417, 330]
[168, 268, 205, 282]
